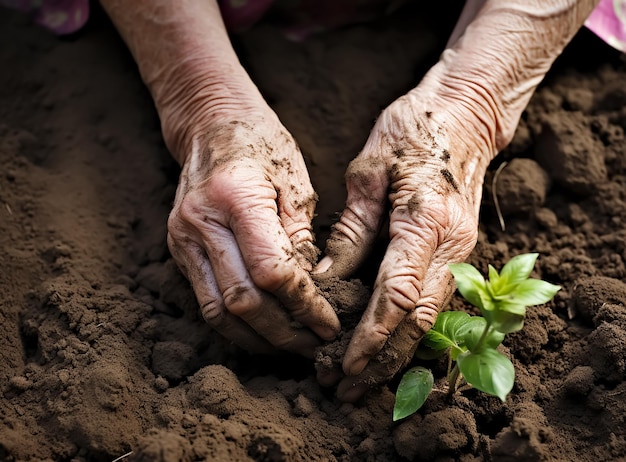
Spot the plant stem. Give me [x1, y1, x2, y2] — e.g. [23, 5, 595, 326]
[474, 323, 492, 352]
[448, 323, 492, 397]
[448, 364, 461, 397]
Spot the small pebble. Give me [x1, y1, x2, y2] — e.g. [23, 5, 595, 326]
[9, 376, 31, 392]
[154, 375, 169, 393]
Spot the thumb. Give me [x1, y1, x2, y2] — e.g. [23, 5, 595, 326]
[314, 156, 388, 279]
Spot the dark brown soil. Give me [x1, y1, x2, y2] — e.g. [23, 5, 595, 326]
[1, 4, 626, 461]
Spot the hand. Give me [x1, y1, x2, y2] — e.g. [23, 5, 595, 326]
[167, 110, 340, 356]
[99, 0, 341, 357]
[315, 87, 491, 401]
[315, 0, 599, 401]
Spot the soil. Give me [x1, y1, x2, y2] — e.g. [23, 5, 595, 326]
[1, 3, 626, 461]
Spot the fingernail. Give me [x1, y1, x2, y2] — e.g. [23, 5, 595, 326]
[337, 381, 368, 403]
[315, 325, 338, 342]
[312, 256, 333, 274]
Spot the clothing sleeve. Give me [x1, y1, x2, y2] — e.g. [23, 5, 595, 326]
[585, 0, 626, 51]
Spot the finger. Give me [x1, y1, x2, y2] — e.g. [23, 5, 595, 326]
[167, 234, 275, 354]
[228, 191, 341, 341]
[272, 151, 321, 272]
[342, 198, 440, 376]
[313, 155, 388, 279]
[337, 308, 424, 402]
[194, 221, 322, 356]
[277, 188, 320, 272]
[316, 365, 343, 387]
[337, 275, 457, 402]
[343, 198, 473, 376]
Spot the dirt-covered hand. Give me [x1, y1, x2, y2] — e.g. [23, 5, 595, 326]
[100, 0, 341, 357]
[314, 86, 490, 400]
[314, 0, 599, 401]
[168, 113, 340, 356]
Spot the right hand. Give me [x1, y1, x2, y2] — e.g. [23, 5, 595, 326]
[99, 0, 340, 358]
[166, 109, 340, 357]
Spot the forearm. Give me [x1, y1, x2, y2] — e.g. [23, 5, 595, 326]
[100, 0, 266, 162]
[423, 0, 599, 159]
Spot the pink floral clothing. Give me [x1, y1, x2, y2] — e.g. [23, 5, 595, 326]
[1, 0, 625, 53]
[585, 0, 626, 52]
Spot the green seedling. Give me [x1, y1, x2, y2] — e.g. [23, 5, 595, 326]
[393, 253, 561, 421]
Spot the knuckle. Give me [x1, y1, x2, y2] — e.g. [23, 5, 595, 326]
[222, 285, 261, 317]
[167, 213, 187, 241]
[199, 298, 225, 326]
[414, 305, 438, 333]
[345, 157, 386, 199]
[334, 204, 378, 245]
[283, 223, 313, 244]
[387, 315, 427, 356]
[248, 256, 294, 293]
[267, 334, 297, 351]
[166, 231, 179, 255]
[167, 202, 185, 233]
[384, 276, 421, 312]
[360, 324, 393, 357]
[168, 198, 199, 233]
[371, 323, 392, 340]
[453, 216, 479, 246]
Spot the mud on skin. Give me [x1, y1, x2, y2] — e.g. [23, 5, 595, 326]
[2, 4, 626, 462]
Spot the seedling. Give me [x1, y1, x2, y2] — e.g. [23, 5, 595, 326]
[393, 253, 560, 421]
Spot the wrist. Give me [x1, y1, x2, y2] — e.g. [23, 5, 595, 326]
[429, 0, 599, 156]
[415, 60, 502, 163]
[156, 61, 269, 165]
[101, 0, 270, 165]
[400, 70, 494, 188]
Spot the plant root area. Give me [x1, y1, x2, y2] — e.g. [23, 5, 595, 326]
[1, 4, 626, 462]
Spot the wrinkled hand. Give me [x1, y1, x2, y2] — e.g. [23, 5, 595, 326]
[100, 0, 342, 358]
[315, 87, 491, 401]
[314, 0, 599, 401]
[167, 112, 340, 356]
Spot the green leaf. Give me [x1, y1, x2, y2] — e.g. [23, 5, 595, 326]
[448, 263, 488, 309]
[393, 367, 434, 421]
[503, 278, 561, 306]
[423, 311, 470, 360]
[487, 265, 503, 293]
[457, 349, 515, 401]
[498, 253, 539, 288]
[492, 300, 527, 316]
[485, 279, 497, 300]
[457, 317, 505, 351]
[478, 292, 497, 313]
[486, 308, 526, 334]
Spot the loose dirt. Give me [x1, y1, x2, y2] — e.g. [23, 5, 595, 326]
[1, 3, 625, 461]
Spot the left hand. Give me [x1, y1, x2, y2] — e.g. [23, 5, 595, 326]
[314, 82, 492, 401]
[315, 0, 600, 402]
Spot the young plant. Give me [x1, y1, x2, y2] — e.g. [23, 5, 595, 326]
[393, 253, 560, 421]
